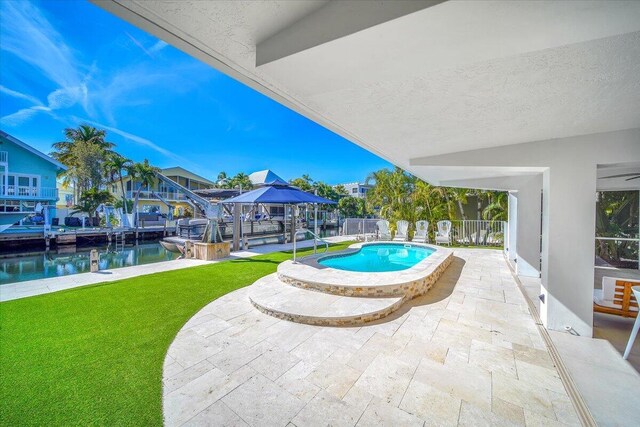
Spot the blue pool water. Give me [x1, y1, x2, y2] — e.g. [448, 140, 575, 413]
[318, 243, 435, 272]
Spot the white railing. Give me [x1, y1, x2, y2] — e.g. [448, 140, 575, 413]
[126, 190, 187, 201]
[0, 151, 7, 163]
[293, 229, 329, 263]
[450, 220, 505, 246]
[342, 218, 506, 246]
[1, 185, 57, 199]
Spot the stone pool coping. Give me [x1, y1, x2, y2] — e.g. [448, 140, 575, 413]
[277, 242, 453, 298]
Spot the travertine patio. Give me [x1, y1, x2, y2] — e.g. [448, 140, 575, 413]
[163, 249, 581, 426]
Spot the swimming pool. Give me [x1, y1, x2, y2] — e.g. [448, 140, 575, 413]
[318, 243, 435, 272]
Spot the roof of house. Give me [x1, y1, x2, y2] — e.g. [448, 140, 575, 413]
[161, 166, 216, 185]
[0, 130, 67, 171]
[249, 169, 288, 186]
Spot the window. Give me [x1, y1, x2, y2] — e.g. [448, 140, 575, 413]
[352, 188, 358, 194]
[269, 206, 285, 217]
[595, 190, 639, 269]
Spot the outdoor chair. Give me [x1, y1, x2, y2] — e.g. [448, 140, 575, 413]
[435, 220, 452, 245]
[376, 220, 391, 240]
[393, 220, 409, 241]
[412, 220, 429, 243]
[593, 277, 639, 318]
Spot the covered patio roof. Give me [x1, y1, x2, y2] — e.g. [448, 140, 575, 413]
[95, 0, 639, 349]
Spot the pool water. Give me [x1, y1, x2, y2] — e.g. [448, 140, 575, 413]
[319, 243, 435, 272]
[0, 243, 178, 285]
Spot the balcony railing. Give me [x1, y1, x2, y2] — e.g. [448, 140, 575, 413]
[0, 151, 7, 163]
[125, 190, 187, 201]
[0, 185, 58, 199]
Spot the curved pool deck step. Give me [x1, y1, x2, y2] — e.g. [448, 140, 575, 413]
[249, 273, 404, 326]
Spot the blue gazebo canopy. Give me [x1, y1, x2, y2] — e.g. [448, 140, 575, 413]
[223, 185, 336, 205]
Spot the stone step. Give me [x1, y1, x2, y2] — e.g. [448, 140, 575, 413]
[248, 274, 405, 326]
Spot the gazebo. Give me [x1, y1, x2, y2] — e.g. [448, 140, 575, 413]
[223, 184, 336, 250]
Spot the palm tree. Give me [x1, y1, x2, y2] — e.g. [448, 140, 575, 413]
[216, 171, 228, 187]
[52, 125, 115, 199]
[103, 153, 132, 214]
[482, 191, 508, 223]
[129, 159, 160, 226]
[229, 173, 253, 191]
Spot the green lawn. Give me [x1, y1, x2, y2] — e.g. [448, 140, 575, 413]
[0, 242, 352, 426]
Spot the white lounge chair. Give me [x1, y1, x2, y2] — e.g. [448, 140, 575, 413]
[435, 220, 452, 245]
[393, 220, 409, 241]
[412, 220, 429, 243]
[376, 220, 391, 240]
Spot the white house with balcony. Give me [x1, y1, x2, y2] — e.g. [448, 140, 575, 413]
[336, 182, 372, 199]
[0, 130, 65, 225]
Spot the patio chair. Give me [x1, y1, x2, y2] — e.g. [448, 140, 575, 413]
[623, 286, 640, 360]
[412, 220, 429, 243]
[393, 220, 409, 241]
[376, 220, 391, 240]
[593, 277, 639, 318]
[435, 220, 452, 245]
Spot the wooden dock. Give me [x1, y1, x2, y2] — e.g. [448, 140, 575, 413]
[0, 226, 175, 249]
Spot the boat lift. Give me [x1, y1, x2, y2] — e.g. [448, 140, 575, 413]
[154, 172, 223, 243]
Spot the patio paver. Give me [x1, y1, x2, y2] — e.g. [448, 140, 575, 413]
[163, 248, 581, 426]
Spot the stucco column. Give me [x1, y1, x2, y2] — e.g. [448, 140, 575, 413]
[507, 193, 518, 266]
[514, 176, 542, 278]
[539, 165, 597, 337]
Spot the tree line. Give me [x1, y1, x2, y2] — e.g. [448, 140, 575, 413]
[52, 125, 160, 224]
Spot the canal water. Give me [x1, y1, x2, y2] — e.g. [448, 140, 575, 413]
[0, 229, 342, 285]
[0, 242, 178, 285]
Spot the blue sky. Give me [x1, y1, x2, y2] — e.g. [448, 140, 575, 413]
[0, 0, 391, 184]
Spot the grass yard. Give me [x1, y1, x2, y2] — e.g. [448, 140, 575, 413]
[0, 242, 352, 426]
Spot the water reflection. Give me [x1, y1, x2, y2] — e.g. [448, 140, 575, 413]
[0, 243, 178, 285]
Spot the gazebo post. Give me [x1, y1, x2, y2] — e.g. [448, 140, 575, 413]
[282, 203, 287, 243]
[232, 202, 241, 251]
[314, 202, 318, 251]
[290, 204, 296, 245]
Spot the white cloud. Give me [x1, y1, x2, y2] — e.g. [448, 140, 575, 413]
[0, 106, 51, 126]
[71, 116, 192, 165]
[0, 85, 44, 106]
[0, 1, 89, 124]
[149, 40, 168, 54]
[0, 1, 82, 90]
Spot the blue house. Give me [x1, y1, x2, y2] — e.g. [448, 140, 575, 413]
[0, 130, 66, 229]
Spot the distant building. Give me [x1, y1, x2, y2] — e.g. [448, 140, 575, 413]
[0, 130, 66, 219]
[110, 166, 216, 216]
[249, 169, 288, 186]
[336, 182, 373, 199]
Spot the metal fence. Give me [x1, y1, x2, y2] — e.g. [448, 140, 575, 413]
[450, 220, 505, 246]
[341, 218, 506, 246]
[342, 218, 380, 239]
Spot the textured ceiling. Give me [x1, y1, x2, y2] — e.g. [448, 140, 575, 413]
[103, 0, 640, 172]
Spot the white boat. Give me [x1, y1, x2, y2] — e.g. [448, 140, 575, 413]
[0, 212, 28, 233]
